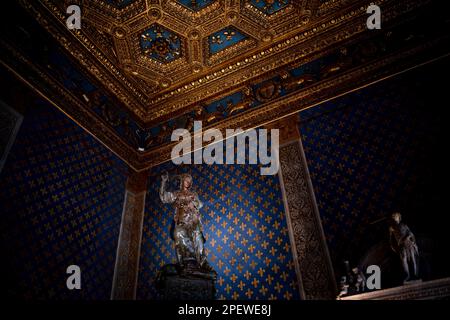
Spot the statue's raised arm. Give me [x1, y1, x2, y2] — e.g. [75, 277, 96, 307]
[160, 171, 176, 204]
[194, 192, 203, 210]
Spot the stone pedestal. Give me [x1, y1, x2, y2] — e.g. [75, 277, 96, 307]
[156, 264, 216, 300]
[162, 275, 216, 300]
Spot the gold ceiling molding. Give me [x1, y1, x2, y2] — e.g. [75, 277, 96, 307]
[19, 0, 150, 117]
[160, 0, 225, 25]
[3, 0, 445, 170]
[143, 0, 425, 123]
[0, 40, 137, 166]
[100, 0, 312, 103]
[135, 40, 449, 170]
[16, 0, 348, 121]
[19, 0, 430, 126]
[317, 0, 354, 16]
[2, 31, 448, 170]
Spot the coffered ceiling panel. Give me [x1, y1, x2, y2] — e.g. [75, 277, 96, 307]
[79, 0, 312, 108]
[1, 0, 448, 170]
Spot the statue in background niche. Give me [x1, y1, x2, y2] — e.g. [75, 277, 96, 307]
[337, 260, 366, 298]
[389, 212, 419, 283]
[160, 171, 215, 274]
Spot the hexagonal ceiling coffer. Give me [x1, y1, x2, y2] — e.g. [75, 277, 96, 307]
[250, 0, 290, 15]
[176, 0, 215, 11]
[140, 24, 183, 64]
[105, 0, 136, 9]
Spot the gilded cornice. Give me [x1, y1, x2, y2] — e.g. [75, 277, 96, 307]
[16, 0, 384, 122]
[0, 40, 138, 167]
[18, 0, 431, 124]
[143, 0, 430, 123]
[2, 0, 447, 170]
[19, 0, 150, 118]
[135, 39, 450, 170]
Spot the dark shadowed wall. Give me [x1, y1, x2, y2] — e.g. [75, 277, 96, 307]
[299, 58, 449, 286]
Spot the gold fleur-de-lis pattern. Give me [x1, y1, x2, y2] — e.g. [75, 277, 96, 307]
[138, 163, 300, 300]
[0, 101, 128, 299]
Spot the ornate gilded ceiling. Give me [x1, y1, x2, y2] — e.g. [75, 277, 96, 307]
[177, 0, 216, 11]
[1, 0, 449, 170]
[140, 24, 183, 63]
[78, 0, 312, 110]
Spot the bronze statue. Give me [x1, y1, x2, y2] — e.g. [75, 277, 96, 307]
[338, 260, 366, 297]
[389, 212, 419, 282]
[160, 171, 214, 273]
[351, 267, 366, 293]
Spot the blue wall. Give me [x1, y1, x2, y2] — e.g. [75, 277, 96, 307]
[0, 99, 128, 299]
[137, 162, 300, 300]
